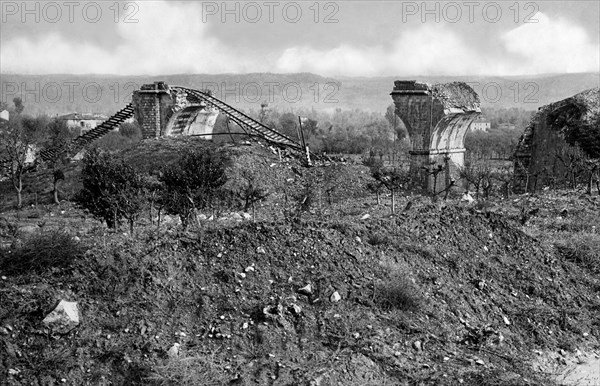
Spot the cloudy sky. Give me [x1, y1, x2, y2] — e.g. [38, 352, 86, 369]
[1, 0, 598, 76]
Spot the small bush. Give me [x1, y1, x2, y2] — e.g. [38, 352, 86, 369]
[375, 273, 423, 312]
[159, 148, 230, 228]
[76, 148, 145, 231]
[0, 230, 82, 275]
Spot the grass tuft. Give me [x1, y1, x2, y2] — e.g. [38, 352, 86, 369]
[0, 229, 82, 275]
[375, 273, 423, 312]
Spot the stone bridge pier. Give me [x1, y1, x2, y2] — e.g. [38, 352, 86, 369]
[132, 82, 218, 140]
[391, 81, 481, 193]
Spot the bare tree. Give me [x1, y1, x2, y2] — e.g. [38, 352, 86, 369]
[0, 98, 47, 208]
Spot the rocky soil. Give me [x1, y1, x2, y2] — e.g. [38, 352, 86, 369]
[1, 141, 599, 385]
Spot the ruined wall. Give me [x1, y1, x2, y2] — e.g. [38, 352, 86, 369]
[514, 87, 600, 193]
[391, 81, 481, 192]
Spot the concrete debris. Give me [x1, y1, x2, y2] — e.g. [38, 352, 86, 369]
[42, 300, 79, 334]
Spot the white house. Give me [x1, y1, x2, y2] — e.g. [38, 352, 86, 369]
[57, 112, 109, 133]
[470, 116, 491, 131]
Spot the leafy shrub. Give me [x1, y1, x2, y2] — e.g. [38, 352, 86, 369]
[0, 230, 82, 275]
[375, 273, 423, 312]
[159, 148, 230, 228]
[76, 149, 145, 231]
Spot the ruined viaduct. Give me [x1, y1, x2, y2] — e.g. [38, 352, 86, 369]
[391, 81, 481, 192]
[32, 82, 300, 163]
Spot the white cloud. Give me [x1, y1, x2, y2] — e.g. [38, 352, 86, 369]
[500, 12, 600, 74]
[275, 12, 599, 76]
[1, 4, 598, 76]
[275, 24, 492, 76]
[0, 1, 264, 75]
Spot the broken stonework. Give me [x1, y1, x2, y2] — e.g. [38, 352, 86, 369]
[42, 300, 80, 334]
[391, 81, 481, 192]
[514, 87, 599, 193]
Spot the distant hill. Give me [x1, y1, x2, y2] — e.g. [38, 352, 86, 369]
[1, 72, 598, 116]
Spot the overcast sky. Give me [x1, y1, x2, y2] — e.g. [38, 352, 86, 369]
[1, 0, 599, 76]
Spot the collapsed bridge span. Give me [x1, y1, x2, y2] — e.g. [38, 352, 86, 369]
[1, 82, 301, 169]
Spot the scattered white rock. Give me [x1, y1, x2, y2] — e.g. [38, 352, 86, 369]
[42, 300, 79, 334]
[288, 304, 302, 316]
[245, 266, 255, 273]
[413, 341, 422, 351]
[197, 213, 208, 221]
[242, 213, 252, 220]
[72, 236, 81, 243]
[297, 284, 312, 296]
[461, 192, 475, 203]
[360, 214, 370, 220]
[167, 343, 180, 359]
[237, 272, 246, 279]
[475, 358, 485, 366]
[256, 246, 266, 254]
[8, 368, 20, 375]
[330, 291, 341, 302]
[502, 315, 511, 325]
[231, 213, 243, 221]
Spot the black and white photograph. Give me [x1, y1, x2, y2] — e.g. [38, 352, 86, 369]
[1, 0, 599, 384]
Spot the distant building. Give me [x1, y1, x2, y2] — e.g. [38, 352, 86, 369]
[57, 112, 109, 133]
[470, 116, 491, 131]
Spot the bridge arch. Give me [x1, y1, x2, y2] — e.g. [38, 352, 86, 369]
[391, 81, 481, 192]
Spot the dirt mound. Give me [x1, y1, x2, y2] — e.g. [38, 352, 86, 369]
[2, 202, 599, 385]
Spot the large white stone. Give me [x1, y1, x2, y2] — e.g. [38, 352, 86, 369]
[42, 300, 79, 333]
